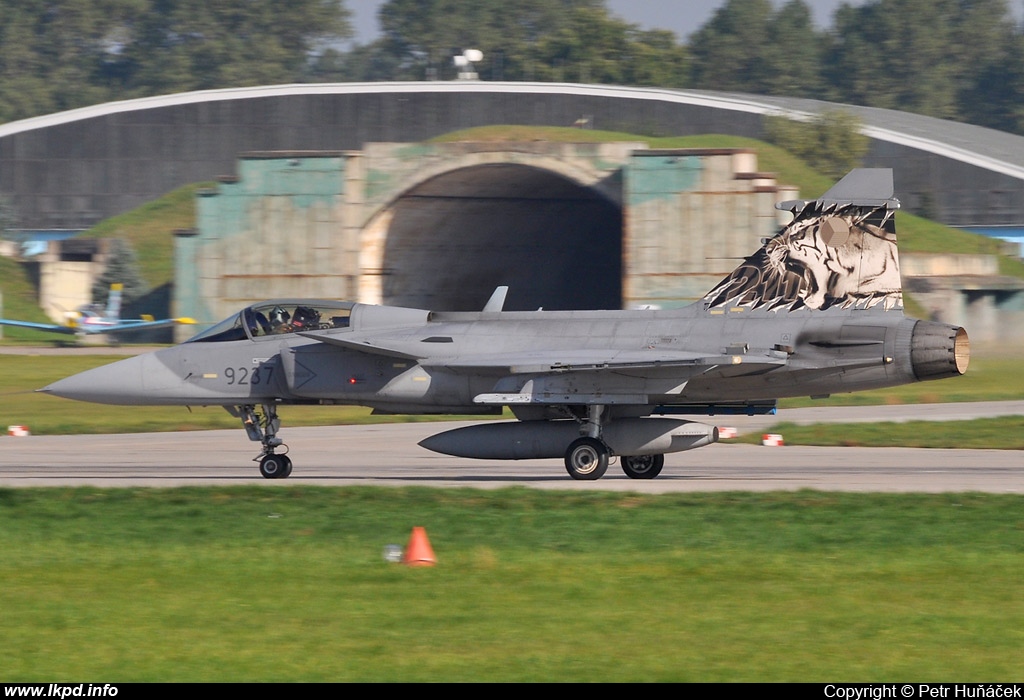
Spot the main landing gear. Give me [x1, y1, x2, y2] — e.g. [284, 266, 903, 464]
[563, 438, 665, 480]
[620, 454, 664, 480]
[562, 405, 666, 481]
[564, 437, 609, 480]
[231, 404, 292, 479]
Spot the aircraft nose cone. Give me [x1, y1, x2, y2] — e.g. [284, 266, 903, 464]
[40, 354, 148, 405]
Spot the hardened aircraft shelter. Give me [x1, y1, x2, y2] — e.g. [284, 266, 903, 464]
[2, 82, 1023, 340]
[3, 82, 1024, 230]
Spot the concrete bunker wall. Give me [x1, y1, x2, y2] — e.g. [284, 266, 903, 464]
[176, 143, 792, 336]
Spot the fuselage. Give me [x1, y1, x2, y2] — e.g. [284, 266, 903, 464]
[41, 299, 969, 412]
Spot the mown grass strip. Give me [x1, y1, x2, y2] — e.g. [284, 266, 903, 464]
[1, 487, 1022, 681]
[731, 416, 1024, 449]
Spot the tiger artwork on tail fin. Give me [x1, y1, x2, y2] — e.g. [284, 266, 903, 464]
[703, 171, 903, 313]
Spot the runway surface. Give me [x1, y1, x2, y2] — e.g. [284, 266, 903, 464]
[1, 402, 1021, 492]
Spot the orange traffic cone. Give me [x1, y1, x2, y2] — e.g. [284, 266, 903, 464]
[402, 526, 437, 567]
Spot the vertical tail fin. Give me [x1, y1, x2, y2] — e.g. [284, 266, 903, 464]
[483, 286, 509, 312]
[703, 169, 903, 312]
[105, 283, 124, 319]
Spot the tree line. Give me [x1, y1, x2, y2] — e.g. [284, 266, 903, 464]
[2, 0, 1024, 136]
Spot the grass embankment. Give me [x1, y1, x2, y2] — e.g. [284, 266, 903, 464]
[84, 182, 206, 288]
[780, 353, 1024, 407]
[2, 488, 1022, 681]
[0, 256, 56, 343]
[743, 353, 1024, 448]
[731, 417, 1024, 449]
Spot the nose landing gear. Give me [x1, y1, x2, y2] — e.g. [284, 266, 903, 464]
[230, 404, 293, 479]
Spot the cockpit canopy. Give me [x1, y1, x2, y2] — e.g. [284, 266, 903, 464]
[187, 301, 355, 343]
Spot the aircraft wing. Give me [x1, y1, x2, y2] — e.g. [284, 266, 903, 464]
[89, 318, 197, 334]
[297, 331, 425, 360]
[465, 348, 900, 405]
[0, 317, 195, 335]
[0, 319, 76, 334]
[423, 349, 787, 375]
[467, 351, 790, 405]
[298, 329, 788, 374]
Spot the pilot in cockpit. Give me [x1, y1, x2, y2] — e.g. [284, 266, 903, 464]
[269, 306, 292, 333]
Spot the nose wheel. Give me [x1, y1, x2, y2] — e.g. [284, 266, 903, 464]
[259, 453, 293, 479]
[231, 404, 293, 479]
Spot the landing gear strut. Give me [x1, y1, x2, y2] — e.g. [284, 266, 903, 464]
[564, 405, 610, 480]
[232, 404, 292, 479]
[561, 405, 668, 480]
[564, 437, 609, 480]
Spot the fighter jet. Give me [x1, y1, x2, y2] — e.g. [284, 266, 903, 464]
[40, 170, 969, 480]
[0, 284, 195, 339]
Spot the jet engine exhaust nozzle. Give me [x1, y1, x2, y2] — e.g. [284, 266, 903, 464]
[910, 322, 970, 381]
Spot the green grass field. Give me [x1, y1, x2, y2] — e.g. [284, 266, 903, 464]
[2, 487, 1022, 681]
[730, 416, 1024, 449]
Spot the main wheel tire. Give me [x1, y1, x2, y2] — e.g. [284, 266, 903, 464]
[279, 455, 293, 479]
[259, 454, 286, 479]
[621, 454, 665, 480]
[564, 437, 609, 480]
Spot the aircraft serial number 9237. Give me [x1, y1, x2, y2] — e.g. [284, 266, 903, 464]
[41, 170, 970, 480]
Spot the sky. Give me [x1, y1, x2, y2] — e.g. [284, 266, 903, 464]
[341, 0, 871, 47]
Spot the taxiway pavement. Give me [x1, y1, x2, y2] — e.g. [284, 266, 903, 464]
[1, 402, 1020, 492]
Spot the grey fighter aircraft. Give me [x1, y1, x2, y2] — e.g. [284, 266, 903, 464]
[40, 169, 970, 480]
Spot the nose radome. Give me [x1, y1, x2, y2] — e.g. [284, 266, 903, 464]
[39, 354, 148, 405]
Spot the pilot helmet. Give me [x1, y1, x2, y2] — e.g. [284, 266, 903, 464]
[269, 306, 291, 327]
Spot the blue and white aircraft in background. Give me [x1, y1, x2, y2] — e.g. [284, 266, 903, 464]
[0, 283, 194, 338]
